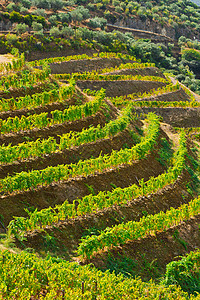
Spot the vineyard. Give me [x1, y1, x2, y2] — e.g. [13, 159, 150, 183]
[0, 51, 200, 299]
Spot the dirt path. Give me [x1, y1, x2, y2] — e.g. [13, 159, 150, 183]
[161, 122, 180, 150]
[0, 54, 13, 64]
[170, 76, 200, 102]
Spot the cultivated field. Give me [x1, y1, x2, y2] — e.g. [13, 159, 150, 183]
[0, 51, 200, 299]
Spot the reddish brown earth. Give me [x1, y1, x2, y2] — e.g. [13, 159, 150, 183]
[132, 87, 190, 103]
[103, 67, 165, 78]
[0, 109, 108, 146]
[0, 132, 167, 226]
[133, 106, 200, 127]
[20, 167, 195, 262]
[0, 81, 53, 100]
[49, 57, 135, 74]
[77, 80, 166, 97]
[0, 88, 85, 120]
[0, 127, 137, 178]
[87, 211, 200, 281]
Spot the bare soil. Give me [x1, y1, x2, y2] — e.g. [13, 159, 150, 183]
[77, 80, 166, 97]
[0, 133, 166, 226]
[133, 87, 190, 103]
[0, 109, 108, 146]
[0, 54, 13, 64]
[133, 107, 200, 127]
[28, 49, 97, 62]
[20, 167, 194, 262]
[49, 57, 135, 74]
[0, 127, 136, 178]
[87, 207, 200, 282]
[103, 67, 166, 78]
[0, 81, 53, 100]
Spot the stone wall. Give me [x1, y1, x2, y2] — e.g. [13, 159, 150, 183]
[108, 16, 199, 40]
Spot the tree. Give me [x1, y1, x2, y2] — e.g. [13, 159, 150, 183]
[9, 11, 22, 23]
[49, 0, 64, 12]
[61, 26, 74, 37]
[58, 13, 71, 23]
[33, 8, 47, 17]
[88, 17, 107, 30]
[70, 10, 83, 37]
[6, 3, 18, 12]
[49, 26, 61, 36]
[5, 34, 18, 45]
[76, 6, 90, 19]
[21, 0, 31, 9]
[49, 15, 57, 26]
[32, 21, 43, 31]
[34, 0, 51, 10]
[15, 23, 28, 34]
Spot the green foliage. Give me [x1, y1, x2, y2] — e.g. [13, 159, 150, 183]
[182, 49, 200, 62]
[88, 17, 107, 29]
[49, 26, 61, 36]
[7, 113, 160, 236]
[157, 138, 173, 166]
[32, 21, 43, 31]
[105, 254, 137, 277]
[0, 88, 103, 135]
[164, 250, 200, 294]
[15, 23, 28, 34]
[0, 250, 192, 299]
[76, 133, 192, 259]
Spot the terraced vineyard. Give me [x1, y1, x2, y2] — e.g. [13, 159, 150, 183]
[0, 51, 200, 299]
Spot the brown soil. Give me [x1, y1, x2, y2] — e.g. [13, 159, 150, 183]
[0, 127, 136, 178]
[87, 206, 200, 282]
[49, 57, 135, 74]
[21, 168, 194, 261]
[170, 76, 200, 103]
[28, 49, 97, 62]
[160, 123, 180, 150]
[0, 109, 108, 147]
[0, 81, 53, 100]
[0, 91, 83, 121]
[77, 80, 166, 97]
[133, 107, 200, 127]
[103, 67, 165, 78]
[0, 133, 166, 227]
[133, 88, 190, 103]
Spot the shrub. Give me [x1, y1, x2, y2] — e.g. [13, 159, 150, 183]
[58, 13, 71, 23]
[34, 0, 51, 10]
[15, 23, 28, 34]
[21, 0, 31, 9]
[112, 0, 120, 6]
[50, 0, 65, 12]
[5, 34, 18, 45]
[32, 21, 43, 31]
[33, 8, 47, 17]
[9, 11, 22, 23]
[6, 3, 18, 12]
[49, 15, 58, 26]
[20, 7, 28, 14]
[61, 26, 74, 37]
[115, 6, 123, 13]
[88, 17, 107, 29]
[49, 26, 61, 36]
